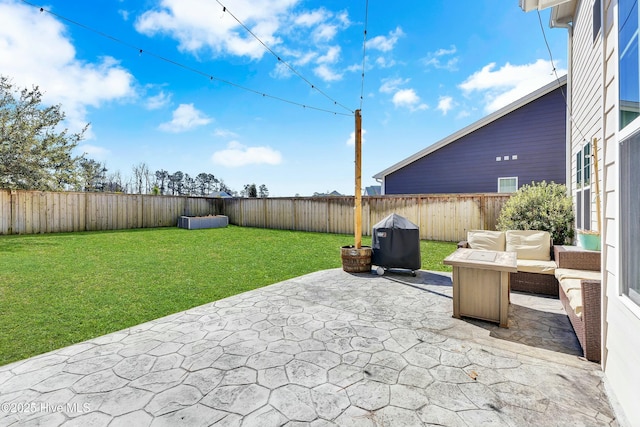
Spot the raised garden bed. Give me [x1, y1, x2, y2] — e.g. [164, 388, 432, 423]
[178, 215, 228, 230]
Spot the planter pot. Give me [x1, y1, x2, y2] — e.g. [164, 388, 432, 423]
[577, 230, 601, 251]
[341, 246, 372, 273]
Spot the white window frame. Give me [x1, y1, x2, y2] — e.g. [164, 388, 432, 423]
[576, 142, 592, 230]
[497, 177, 518, 193]
[620, 131, 640, 307]
[618, 0, 640, 311]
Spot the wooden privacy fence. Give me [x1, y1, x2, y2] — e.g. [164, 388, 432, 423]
[0, 190, 510, 240]
[0, 190, 222, 235]
[222, 194, 511, 242]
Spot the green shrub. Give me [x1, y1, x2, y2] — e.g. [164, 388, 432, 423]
[497, 181, 574, 245]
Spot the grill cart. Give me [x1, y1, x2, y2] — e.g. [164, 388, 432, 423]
[371, 213, 421, 276]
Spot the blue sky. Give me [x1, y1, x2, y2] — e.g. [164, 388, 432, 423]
[0, 0, 567, 196]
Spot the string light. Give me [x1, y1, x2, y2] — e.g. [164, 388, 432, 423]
[359, 0, 369, 111]
[215, 0, 354, 114]
[537, 10, 588, 141]
[19, 0, 353, 117]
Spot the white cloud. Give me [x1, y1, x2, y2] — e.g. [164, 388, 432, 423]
[456, 110, 471, 120]
[346, 129, 367, 146]
[314, 64, 342, 82]
[366, 27, 404, 52]
[295, 9, 330, 26]
[313, 23, 338, 42]
[437, 96, 455, 115]
[158, 104, 212, 133]
[303, 9, 349, 42]
[379, 77, 409, 94]
[459, 59, 565, 112]
[0, 1, 135, 135]
[392, 89, 428, 111]
[145, 91, 172, 110]
[212, 141, 282, 167]
[136, 0, 298, 60]
[317, 46, 341, 64]
[214, 128, 239, 138]
[379, 78, 427, 111]
[118, 9, 129, 21]
[375, 57, 396, 68]
[77, 144, 110, 160]
[336, 11, 350, 26]
[294, 52, 318, 66]
[423, 45, 459, 71]
[270, 62, 292, 79]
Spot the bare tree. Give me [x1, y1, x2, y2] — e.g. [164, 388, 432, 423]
[132, 162, 151, 194]
[104, 170, 125, 193]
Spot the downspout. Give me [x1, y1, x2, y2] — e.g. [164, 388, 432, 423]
[375, 177, 384, 195]
[552, 17, 573, 198]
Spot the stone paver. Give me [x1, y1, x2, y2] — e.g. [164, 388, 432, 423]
[0, 269, 619, 426]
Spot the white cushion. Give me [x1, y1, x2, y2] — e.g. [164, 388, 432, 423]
[505, 230, 551, 261]
[559, 277, 583, 295]
[467, 230, 505, 252]
[554, 269, 601, 319]
[516, 259, 556, 275]
[565, 288, 583, 318]
[554, 268, 601, 282]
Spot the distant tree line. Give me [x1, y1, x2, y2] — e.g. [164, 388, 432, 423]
[77, 160, 237, 196]
[241, 184, 269, 198]
[0, 76, 269, 198]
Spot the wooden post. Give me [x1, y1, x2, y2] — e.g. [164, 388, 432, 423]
[354, 109, 362, 249]
[592, 137, 602, 233]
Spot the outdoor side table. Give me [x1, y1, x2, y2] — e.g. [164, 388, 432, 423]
[444, 248, 518, 328]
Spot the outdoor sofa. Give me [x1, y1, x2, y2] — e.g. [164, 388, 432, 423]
[458, 230, 559, 297]
[554, 246, 602, 362]
[458, 230, 602, 362]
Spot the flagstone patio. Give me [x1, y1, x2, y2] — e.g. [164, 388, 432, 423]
[0, 269, 618, 426]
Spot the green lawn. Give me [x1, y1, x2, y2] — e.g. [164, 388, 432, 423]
[0, 226, 456, 366]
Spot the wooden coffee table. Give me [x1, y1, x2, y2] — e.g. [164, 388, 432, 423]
[444, 248, 517, 328]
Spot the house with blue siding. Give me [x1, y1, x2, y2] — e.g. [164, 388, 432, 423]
[373, 76, 567, 195]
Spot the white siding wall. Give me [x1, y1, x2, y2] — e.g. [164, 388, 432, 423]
[601, 0, 640, 425]
[571, 0, 603, 231]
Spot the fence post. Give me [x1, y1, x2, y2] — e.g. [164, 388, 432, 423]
[9, 190, 15, 235]
[480, 194, 486, 230]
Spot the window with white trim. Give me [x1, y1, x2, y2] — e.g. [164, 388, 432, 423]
[621, 132, 640, 306]
[576, 142, 591, 230]
[498, 177, 518, 193]
[619, 0, 640, 307]
[619, 0, 640, 129]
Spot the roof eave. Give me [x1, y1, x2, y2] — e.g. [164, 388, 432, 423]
[550, 0, 577, 28]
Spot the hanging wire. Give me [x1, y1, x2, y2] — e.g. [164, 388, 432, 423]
[216, 0, 354, 114]
[359, 0, 369, 110]
[21, 0, 352, 117]
[537, 10, 588, 141]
